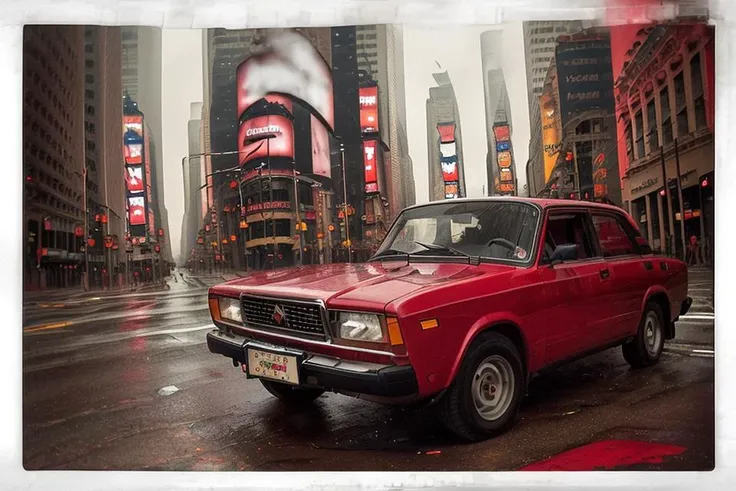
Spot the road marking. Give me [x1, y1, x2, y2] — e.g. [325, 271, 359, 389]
[681, 313, 714, 320]
[134, 324, 215, 338]
[692, 349, 715, 354]
[23, 321, 73, 333]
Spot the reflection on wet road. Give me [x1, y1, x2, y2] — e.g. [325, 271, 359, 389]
[22, 271, 714, 471]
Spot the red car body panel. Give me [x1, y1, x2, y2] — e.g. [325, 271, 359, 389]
[208, 198, 690, 399]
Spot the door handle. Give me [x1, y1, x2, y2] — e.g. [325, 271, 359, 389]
[600, 268, 610, 279]
[644, 261, 653, 271]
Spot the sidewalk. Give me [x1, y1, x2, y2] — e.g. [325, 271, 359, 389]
[23, 281, 169, 304]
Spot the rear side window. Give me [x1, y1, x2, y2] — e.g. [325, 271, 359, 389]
[591, 213, 638, 257]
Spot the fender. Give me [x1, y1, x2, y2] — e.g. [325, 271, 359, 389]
[441, 310, 529, 390]
[641, 285, 673, 322]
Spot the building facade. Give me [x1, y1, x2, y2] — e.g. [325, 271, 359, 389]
[23, 26, 86, 289]
[181, 102, 203, 266]
[426, 70, 466, 202]
[84, 26, 126, 288]
[613, 23, 715, 259]
[121, 26, 172, 263]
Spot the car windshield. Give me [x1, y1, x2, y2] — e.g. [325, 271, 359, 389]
[373, 200, 540, 264]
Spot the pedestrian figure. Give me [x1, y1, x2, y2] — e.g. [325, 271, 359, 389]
[687, 235, 701, 266]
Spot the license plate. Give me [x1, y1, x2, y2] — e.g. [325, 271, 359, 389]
[246, 346, 300, 385]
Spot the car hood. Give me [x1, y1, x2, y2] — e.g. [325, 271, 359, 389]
[211, 261, 515, 312]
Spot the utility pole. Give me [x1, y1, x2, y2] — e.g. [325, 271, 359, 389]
[340, 142, 352, 263]
[674, 138, 687, 260]
[293, 165, 303, 266]
[82, 167, 89, 291]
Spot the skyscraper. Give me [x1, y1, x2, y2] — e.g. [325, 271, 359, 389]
[481, 30, 517, 196]
[23, 26, 86, 289]
[426, 70, 465, 202]
[181, 102, 203, 265]
[121, 26, 172, 262]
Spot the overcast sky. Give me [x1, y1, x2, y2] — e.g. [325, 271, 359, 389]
[160, 24, 531, 259]
[161, 29, 203, 261]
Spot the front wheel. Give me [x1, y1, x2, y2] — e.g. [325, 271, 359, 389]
[622, 302, 665, 368]
[437, 332, 524, 441]
[260, 379, 325, 405]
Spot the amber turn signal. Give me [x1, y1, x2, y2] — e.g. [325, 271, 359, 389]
[420, 318, 439, 330]
[386, 317, 404, 346]
[208, 297, 221, 322]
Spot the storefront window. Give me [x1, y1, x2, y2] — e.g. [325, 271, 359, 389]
[648, 190, 661, 251]
[631, 197, 648, 240]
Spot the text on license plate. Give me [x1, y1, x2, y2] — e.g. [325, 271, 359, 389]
[247, 348, 300, 385]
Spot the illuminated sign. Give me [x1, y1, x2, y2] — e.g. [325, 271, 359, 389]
[500, 168, 513, 182]
[125, 165, 144, 193]
[444, 183, 459, 199]
[496, 141, 511, 152]
[440, 142, 456, 159]
[497, 152, 512, 169]
[245, 201, 291, 214]
[363, 139, 379, 194]
[238, 114, 295, 166]
[128, 197, 146, 226]
[359, 86, 379, 134]
[441, 160, 459, 182]
[493, 125, 510, 142]
[540, 91, 561, 183]
[123, 115, 143, 165]
[437, 123, 456, 143]
[499, 183, 515, 193]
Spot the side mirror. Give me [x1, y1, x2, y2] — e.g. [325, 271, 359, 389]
[549, 244, 578, 265]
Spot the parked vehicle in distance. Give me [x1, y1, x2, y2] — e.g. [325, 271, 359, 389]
[206, 197, 691, 441]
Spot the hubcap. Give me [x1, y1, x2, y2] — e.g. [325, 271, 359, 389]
[471, 355, 515, 421]
[644, 311, 662, 357]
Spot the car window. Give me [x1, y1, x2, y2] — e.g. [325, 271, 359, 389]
[542, 212, 595, 263]
[591, 213, 638, 257]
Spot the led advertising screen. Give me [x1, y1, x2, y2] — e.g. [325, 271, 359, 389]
[444, 183, 459, 199]
[311, 114, 331, 178]
[235, 30, 335, 131]
[359, 85, 379, 134]
[440, 142, 456, 159]
[441, 160, 459, 182]
[123, 116, 144, 165]
[496, 141, 511, 152]
[493, 125, 510, 142]
[499, 183, 515, 193]
[497, 151, 512, 168]
[125, 165, 144, 193]
[500, 168, 514, 182]
[555, 35, 615, 127]
[437, 123, 456, 143]
[238, 114, 295, 166]
[363, 139, 378, 194]
[128, 197, 146, 226]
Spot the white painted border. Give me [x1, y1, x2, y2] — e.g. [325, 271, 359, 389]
[2, 0, 732, 489]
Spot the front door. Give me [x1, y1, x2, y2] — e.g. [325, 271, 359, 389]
[538, 209, 615, 364]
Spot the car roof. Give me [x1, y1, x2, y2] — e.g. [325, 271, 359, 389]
[408, 196, 626, 214]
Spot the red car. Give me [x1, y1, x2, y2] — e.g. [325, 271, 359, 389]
[206, 198, 691, 441]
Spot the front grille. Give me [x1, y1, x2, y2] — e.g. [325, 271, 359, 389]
[241, 296, 327, 339]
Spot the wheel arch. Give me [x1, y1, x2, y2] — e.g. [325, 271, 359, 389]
[643, 288, 674, 340]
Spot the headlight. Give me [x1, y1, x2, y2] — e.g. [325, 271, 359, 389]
[336, 312, 386, 343]
[218, 297, 242, 323]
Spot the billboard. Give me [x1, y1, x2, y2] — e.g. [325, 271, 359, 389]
[311, 114, 331, 178]
[128, 197, 146, 226]
[444, 183, 459, 199]
[496, 141, 511, 152]
[493, 125, 510, 142]
[497, 152, 512, 169]
[440, 142, 456, 158]
[540, 90, 562, 183]
[123, 115, 143, 165]
[441, 160, 459, 182]
[235, 30, 335, 132]
[363, 139, 378, 194]
[238, 114, 295, 166]
[437, 123, 456, 143]
[125, 165, 144, 193]
[500, 168, 514, 182]
[555, 36, 615, 126]
[359, 85, 379, 134]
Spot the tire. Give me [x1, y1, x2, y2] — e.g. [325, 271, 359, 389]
[622, 301, 665, 368]
[260, 379, 325, 405]
[437, 332, 525, 442]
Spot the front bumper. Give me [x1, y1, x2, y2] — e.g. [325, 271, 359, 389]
[206, 329, 418, 398]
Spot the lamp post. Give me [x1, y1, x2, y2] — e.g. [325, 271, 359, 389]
[339, 141, 352, 263]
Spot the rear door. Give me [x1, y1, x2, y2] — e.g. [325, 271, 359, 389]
[538, 209, 615, 363]
[589, 210, 655, 340]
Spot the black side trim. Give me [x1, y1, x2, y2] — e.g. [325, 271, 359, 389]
[680, 296, 693, 317]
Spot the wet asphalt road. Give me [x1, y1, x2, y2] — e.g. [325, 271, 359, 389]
[22, 269, 714, 471]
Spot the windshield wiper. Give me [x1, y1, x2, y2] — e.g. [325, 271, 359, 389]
[367, 249, 410, 262]
[413, 241, 481, 265]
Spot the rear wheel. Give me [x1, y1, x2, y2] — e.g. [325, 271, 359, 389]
[260, 380, 325, 404]
[622, 302, 665, 368]
[437, 332, 524, 441]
